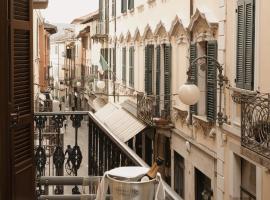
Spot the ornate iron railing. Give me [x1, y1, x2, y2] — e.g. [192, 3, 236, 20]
[241, 93, 270, 160]
[137, 93, 171, 126]
[34, 111, 180, 199]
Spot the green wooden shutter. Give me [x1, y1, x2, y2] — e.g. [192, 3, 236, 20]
[9, 0, 35, 198]
[121, 0, 127, 13]
[128, 0, 134, 10]
[129, 46, 134, 87]
[156, 45, 161, 116]
[164, 44, 172, 118]
[206, 40, 218, 122]
[236, 0, 245, 88]
[122, 47, 126, 84]
[190, 42, 198, 114]
[112, 0, 115, 17]
[99, 0, 103, 20]
[236, 0, 255, 90]
[244, 0, 255, 90]
[145, 45, 153, 95]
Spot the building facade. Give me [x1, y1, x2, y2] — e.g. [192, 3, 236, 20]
[95, 0, 270, 200]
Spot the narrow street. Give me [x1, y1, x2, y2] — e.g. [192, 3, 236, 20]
[62, 117, 89, 194]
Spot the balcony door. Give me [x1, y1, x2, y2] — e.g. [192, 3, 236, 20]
[0, 0, 35, 199]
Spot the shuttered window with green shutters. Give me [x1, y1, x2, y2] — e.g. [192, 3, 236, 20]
[190, 43, 198, 114]
[206, 41, 218, 122]
[122, 47, 126, 84]
[236, 0, 255, 90]
[128, 0, 134, 10]
[145, 45, 154, 95]
[164, 44, 172, 118]
[129, 46, 134, 87]
[155, 45, 161, 116]
[121, 0, 127, 13]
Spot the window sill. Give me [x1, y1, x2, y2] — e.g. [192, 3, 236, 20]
[128, 8, 134, 13]
[173, 106, 188, 125]
[229, 86, 257, 104]
[192, 115, 215, 137]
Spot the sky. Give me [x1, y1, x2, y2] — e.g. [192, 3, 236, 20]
[41, 0, 99, 24]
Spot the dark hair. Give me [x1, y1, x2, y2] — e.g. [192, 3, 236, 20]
[67, 145, 71, 148]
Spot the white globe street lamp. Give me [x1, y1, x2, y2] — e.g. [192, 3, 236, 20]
[76, 81, 81, 87]
[178, 83, 200, 105]
[96, 80, 106, 89]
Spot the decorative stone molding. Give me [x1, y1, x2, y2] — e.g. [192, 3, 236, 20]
[230, 86, 257, 104]
[137, 4, 144, 13]
[169, 16, 188, 40]
[154, 21, 169, 44]
[125, 31, 133, 44]
[133, 28, 141, 43]
[118, 33, 124, 44]
[193, 115, 215, 137]
[173, 107, 188, 126]
[188, 9, 218, 42]
[142, 24, 154, 41]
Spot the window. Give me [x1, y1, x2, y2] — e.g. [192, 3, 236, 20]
[195, 168, 212, 200]
[129, 46, 134, 87]
[190, 41, 217, 122]
[128, 0, 134, 10]
[122, 47, 126, 84]
[174, 152, 184, 198]
[155, 44, 172, 118]
[121, 0, 127, 13]
[236, 0, 255, 90]
[241, 158, 256, 199]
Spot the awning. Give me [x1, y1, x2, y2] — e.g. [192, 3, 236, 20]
[95, 103, 146, 142]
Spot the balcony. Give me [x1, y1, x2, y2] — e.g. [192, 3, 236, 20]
[137, 93, 171, 127]
[241, 93, 270, 168]
[34, 111, 179, 199]
[90, 20, 107, 39]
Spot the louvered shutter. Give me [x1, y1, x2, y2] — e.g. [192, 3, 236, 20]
[128, 0, 134, 10]
[121, 0, 127, 13]
[206, 41, 218, 122]
[190, 43, 198, 114]
[129, 46, 134, 87]
[236, 0, 255, 90]
[113, 47, 116, 80]
[145, 45, 153, 95]
[155, 45, 161, 117]
[9, 0, 35, 198]
[99, 0, 103, 20]
[244, 0, 255, 90]
[112, 0, 116, 17]
[164, 44, 172, 118]
[236, 0, 245, 88]
[122, 47, 126, 84]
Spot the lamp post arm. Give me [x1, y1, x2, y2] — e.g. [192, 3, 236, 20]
[186, 55, 227, 126]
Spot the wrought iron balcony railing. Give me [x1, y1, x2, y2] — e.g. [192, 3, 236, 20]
[90, 20, 107, 38]
[137, 93, 171, 126]
[241, 93, 270, 162]
[34, 111, 180, 200]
